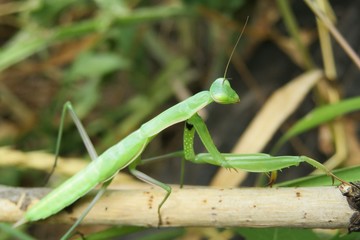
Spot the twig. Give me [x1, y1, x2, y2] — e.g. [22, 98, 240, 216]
[0, 185, 353, 229]
[304, 0, 360, 70]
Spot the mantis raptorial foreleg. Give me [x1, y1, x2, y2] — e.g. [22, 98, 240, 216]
[185, 113, 227, 166]
[182, 114, 224, 186]
[45, 102, 98, 184]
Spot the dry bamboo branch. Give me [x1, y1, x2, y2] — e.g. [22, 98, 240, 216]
[0, 185, 354, 229]
[0, 147, 87, 176]
[0, 147, 141, 186]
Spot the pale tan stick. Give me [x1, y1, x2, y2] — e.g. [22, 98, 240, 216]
[1, 185, 353, 229]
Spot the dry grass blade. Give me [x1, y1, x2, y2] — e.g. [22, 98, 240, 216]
[304, 0, 360, 70]
[211, 70, 324, 187]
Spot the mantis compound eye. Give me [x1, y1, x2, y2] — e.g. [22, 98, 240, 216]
[210, 78, 240, 104]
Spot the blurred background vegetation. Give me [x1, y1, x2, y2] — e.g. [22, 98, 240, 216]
[0, 0, 359, 239]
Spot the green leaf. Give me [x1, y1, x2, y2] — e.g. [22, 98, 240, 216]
[276, 165, 360, 187]
[76, 226, 144, 240]
[78, 226, 185, 240]
[0, 29, 50, 72]
[235, 228, 321, 240]
[330, 232, 360, 240]
[0, 223, 36, 240]
[273, 96, 360, 153]
[70, 52, 131, 78]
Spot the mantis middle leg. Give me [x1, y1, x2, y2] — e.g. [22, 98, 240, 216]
[128, 158, 172, 226]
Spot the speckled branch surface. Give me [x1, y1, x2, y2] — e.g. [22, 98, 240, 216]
[0, 185, 353, 229]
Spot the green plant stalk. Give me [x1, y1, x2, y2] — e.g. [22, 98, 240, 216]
[314, 0, 337, 80]
[0, 223, 35, 240]
[276, 0, 314, 70]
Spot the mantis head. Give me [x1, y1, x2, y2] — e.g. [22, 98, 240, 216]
[210, 78, 240, 104]
[209, 17, 247, 105]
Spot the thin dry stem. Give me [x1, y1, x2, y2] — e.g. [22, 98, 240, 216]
[304, 0, 360, 70]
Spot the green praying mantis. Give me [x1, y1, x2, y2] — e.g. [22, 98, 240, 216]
[12, 19, 349, 239]
[14, 79, 346, 239]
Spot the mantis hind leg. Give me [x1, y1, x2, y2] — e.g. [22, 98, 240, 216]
[46, 101, 98, 184]
[48, 101, 111, 239]
[60, 179, 113, 240]
[128, 160, 171, 226]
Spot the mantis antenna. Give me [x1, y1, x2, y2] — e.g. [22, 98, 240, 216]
[223, 16, 249, 80]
